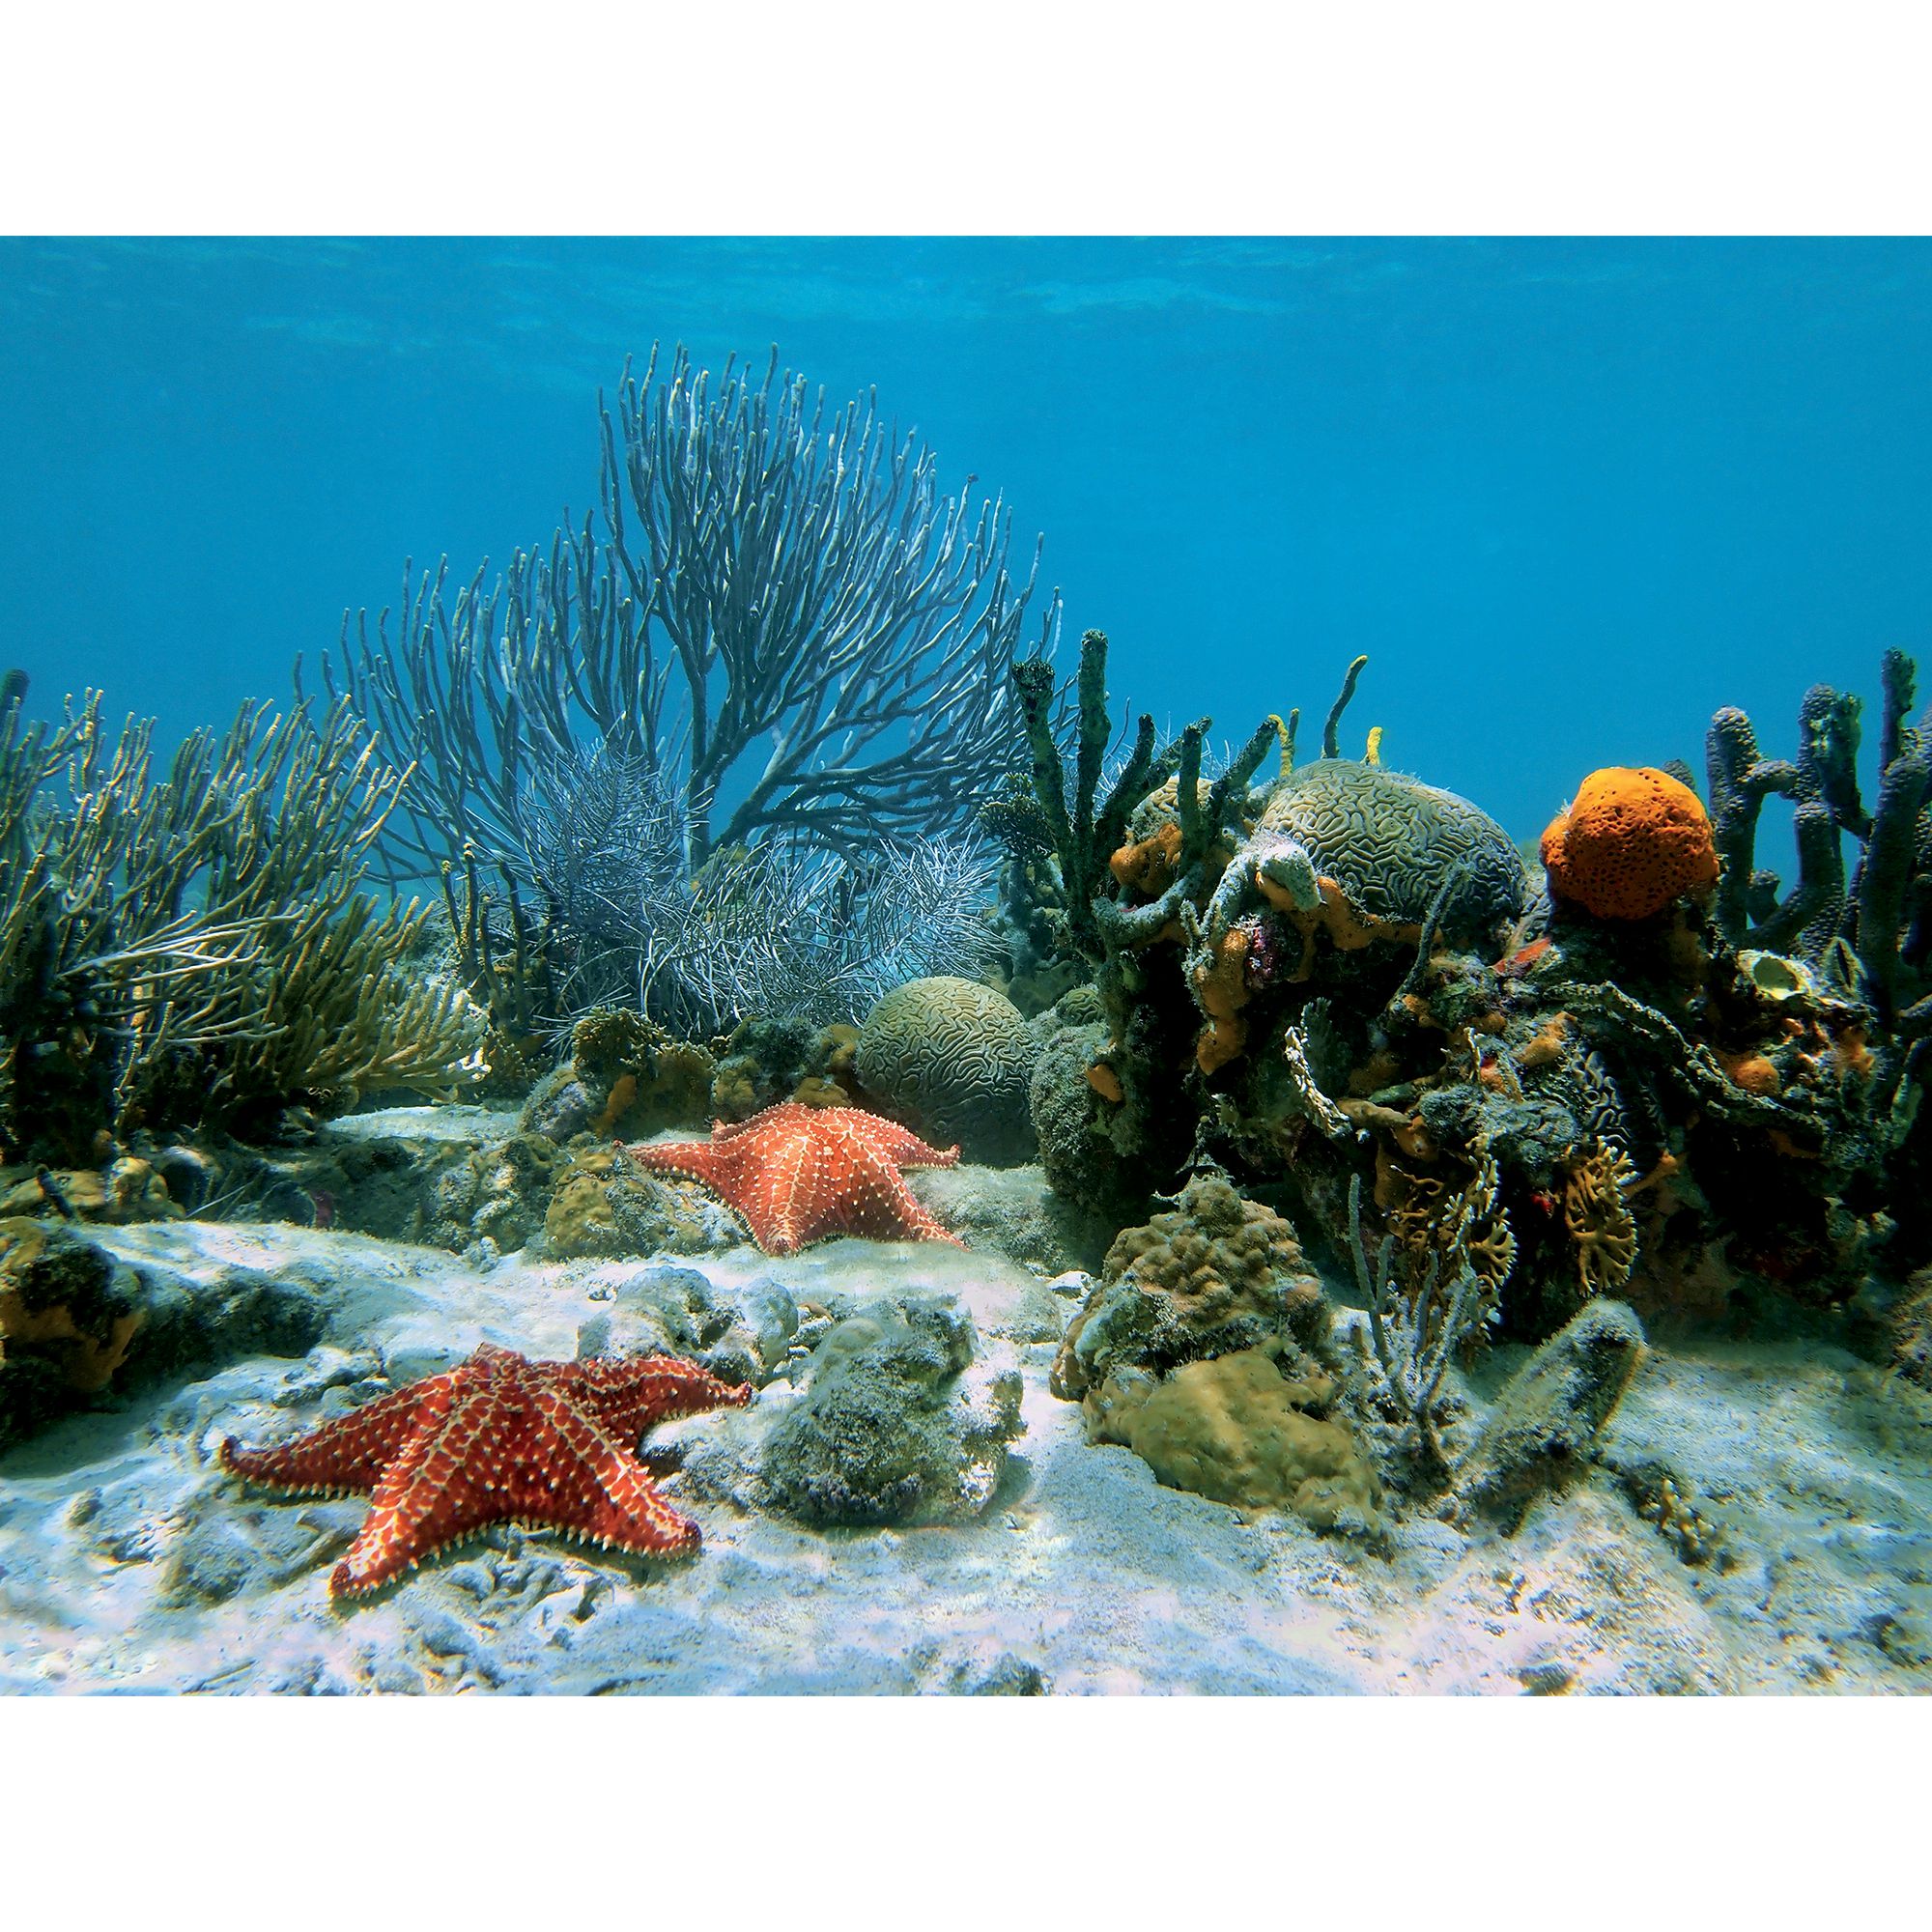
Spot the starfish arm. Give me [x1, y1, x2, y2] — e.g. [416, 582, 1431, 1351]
[523, 1384, 704, 1557]
[329, 1375, 511, 1597]
[759, 1120, 820, 1253]
[220, 1376, 446, 1494]
[555, 1355, 753, 1442]
[626, 1140, 720, 1186]
[846, 1155, 966, 1246]
[852, 1117, 961, 1170]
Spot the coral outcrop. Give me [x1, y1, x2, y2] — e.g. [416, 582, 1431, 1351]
[735, 1295, 1024, 1527]
[1085, 1346, 1380, 1531]
[855, 975, 1038, 1165]
[1541, 766, 1719, 922]
[0, 1216, 144, 1447]
[1052, 1172, 1329, 1400]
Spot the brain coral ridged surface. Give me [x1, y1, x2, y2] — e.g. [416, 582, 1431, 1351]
[1258, 759, 1526, 936]
[1541, 766, 1719, 921]
[856, 976, 1038, 1166]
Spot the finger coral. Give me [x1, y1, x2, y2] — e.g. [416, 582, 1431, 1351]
[1541, 766, 1719, 922]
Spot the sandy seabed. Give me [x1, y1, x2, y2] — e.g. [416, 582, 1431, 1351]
[4, 1155, 1931, 1696]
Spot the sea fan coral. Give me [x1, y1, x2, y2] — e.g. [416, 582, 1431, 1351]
[1541, 766, 1719, 922]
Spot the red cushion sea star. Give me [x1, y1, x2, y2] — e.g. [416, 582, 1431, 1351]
[220, 1344, 752, 1598]
[626, 1099, 963, 1256]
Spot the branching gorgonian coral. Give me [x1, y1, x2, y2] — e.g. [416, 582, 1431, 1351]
[327, 342, 1060, 887]
[542, 826, 1003, 1037]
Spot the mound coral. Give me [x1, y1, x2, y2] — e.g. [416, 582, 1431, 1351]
[1085, 1348, 1379, 1530]
[855, 976, 1038, 1165]
[1541, 766, 1719, 922]
[1185, 757, 1526, 1069]
[1245, 759, 1527, 941]
[1052, 1172, 1330, 1399]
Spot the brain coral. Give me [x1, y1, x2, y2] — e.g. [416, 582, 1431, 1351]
[856, 977, 1038, 1166]
[1540, 767, 1719, 921]
[1257, 759, 1526, 941]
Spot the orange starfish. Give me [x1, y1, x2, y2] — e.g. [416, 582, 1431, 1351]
[219, 1344, 752, 1598]
[627, 1099, 963, 1256]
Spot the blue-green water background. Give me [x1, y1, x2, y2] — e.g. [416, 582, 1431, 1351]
[3, 237, 1929, 843]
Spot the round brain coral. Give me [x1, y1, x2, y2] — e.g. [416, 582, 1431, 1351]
[856, 976, 1038, 1167]
[1541, 767, 1719, 922]
[1256, 759, 1528, 941]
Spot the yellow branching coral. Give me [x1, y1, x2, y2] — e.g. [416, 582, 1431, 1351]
[1389, 1144, 1516, 1311]
[1562, 1139, 1641, 1297]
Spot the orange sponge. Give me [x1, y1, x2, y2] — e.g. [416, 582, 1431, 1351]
[1541, 767, 1719, 922]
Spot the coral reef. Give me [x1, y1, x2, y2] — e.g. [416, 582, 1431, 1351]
[854, 975, 1038, 1165]
[0, 692, 487, 1164]
[328, 346, 1055, 1043]
[1344, 1173, 1491, 1474]
[521, 1007, 715, 1146]
[708, 1014, 860, 1122]
[1541, 766, 1719, 922]
[1052, 1172, 1329, 1400]
[542, 1146, 738, 1262]
[1705, 651, 1930, 1025]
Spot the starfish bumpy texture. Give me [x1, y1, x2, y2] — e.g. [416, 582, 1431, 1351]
[627, 1099, 963, 1256]
[219, 1344, 753, 1598]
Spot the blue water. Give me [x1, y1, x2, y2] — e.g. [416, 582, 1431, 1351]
[4, 237, 1930, 842]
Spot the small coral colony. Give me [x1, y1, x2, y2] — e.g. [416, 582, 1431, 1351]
[4, 340, 1931, 1606]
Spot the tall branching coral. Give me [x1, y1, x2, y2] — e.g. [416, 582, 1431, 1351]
[1706, 649, 1931, 1027]
[328, 343, 1059, 886]
[0, 694, 487, 1160]
[1346, 1174, 1487, 1470]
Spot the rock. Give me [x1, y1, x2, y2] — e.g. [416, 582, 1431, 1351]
[1454, 1299, 1647, 1527]
[157, 1514, 259, 1607]
[908, 1163, 1114, 1276]
[690, 1292, 1024, 1529]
